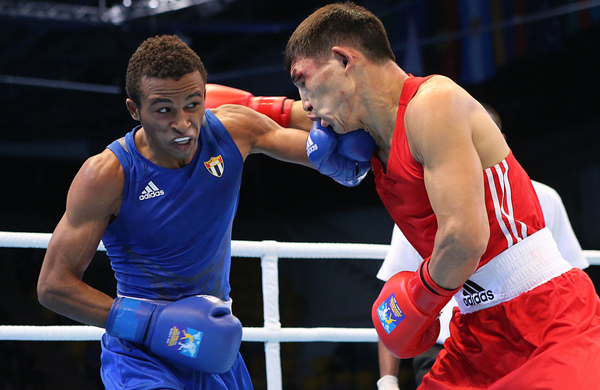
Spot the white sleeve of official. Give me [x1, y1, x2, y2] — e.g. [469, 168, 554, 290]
[532, 181, 589, 269]
[377, 225, 423, 282]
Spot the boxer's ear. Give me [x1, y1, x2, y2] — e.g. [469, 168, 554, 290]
[126, 99, 140, 121]
[331, 46, 359, 73]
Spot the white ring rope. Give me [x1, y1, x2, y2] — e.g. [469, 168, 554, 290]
[2, 230, 599, 390]
[2, 230, 597, 262]
[0, 325, 378, 343]
[0, 231, 390, 259]
[2, 230, 599, 341]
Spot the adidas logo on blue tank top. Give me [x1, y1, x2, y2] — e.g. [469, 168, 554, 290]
[139, 181, 165, 201]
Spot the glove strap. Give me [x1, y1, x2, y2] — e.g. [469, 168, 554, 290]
[106, 297, 157, 343]
[409, 258, 461, 317]
[249, 96, 293, 127]
[419, 258, 460, 297]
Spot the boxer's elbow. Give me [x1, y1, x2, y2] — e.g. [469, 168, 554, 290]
[37, 269, 68, 311]
[439, 217, 489, 268]
[37, 275, 57, 310]
[429, 214, 489, 289]
[460, 219, 489, 261]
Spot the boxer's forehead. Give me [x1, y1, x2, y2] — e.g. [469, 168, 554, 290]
[290, 57, 324, 86]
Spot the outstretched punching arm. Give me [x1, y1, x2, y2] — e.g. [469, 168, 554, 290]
[206, 84, 376, 184]
[205, 84, 312, 130]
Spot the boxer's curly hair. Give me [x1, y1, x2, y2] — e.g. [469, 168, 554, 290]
[284, 2, 395, 72]
[126, 35, 207, 106]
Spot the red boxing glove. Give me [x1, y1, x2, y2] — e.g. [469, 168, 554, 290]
[205, 84, 293, 127]
[372, 258, 460, 359]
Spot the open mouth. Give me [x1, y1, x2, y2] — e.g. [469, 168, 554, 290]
[175, 137, 191, 145]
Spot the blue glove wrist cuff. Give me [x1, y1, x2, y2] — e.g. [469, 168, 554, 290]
[106, 297, 156, 343]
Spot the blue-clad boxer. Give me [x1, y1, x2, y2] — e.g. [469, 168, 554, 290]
[38, 34, 316, 389]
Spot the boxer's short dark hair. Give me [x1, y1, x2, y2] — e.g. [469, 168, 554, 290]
[126, 34, 207, 106]
[284, 2, 395, 72]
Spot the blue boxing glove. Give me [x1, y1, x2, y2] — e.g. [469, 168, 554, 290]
[306, 123, 375, 187]
[106, 295, 242, 374]
[337, 129, 376, 162]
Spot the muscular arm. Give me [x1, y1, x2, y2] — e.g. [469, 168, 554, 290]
[406, 80, 494, 290]
[214, 104, 312, 167]
[37, 149, 123, 327]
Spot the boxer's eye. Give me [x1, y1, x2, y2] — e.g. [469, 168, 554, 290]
[293, 72, 305, 87]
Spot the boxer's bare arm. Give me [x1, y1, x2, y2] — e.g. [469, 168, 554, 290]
[37, 149, 122, 327]
[213, 104, 312, 166]
[406, 79, 491, 290]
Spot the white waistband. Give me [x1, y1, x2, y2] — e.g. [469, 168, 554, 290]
[456, 227, 572, 314]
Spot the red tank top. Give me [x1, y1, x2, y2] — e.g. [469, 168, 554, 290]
[372, 75, 545, 267]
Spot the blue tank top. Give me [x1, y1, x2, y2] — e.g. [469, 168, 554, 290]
[102, 110, 243, 301]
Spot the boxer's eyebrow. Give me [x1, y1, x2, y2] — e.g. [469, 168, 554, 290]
[149, 97, 173, 107]
[186, 92, 202, 100]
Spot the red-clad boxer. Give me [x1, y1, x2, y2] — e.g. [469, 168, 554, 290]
[285, 3, 600, 389]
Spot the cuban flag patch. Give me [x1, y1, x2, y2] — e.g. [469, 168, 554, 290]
[376, 293, 405, 334]
[205, 155, 224, 177]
